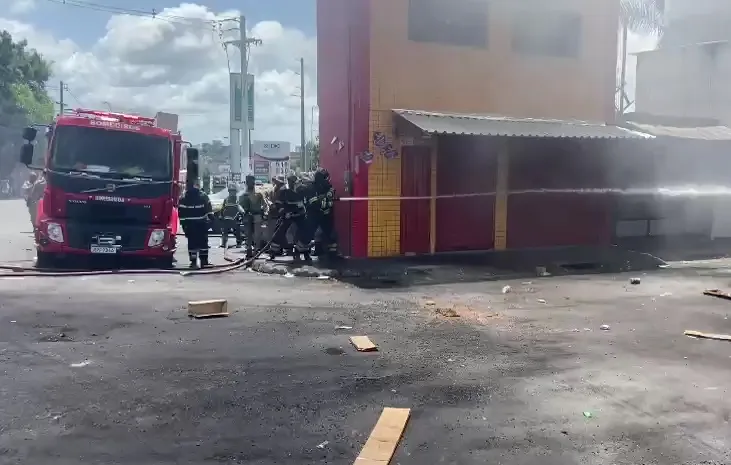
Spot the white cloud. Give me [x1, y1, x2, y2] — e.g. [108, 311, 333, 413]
[0, 3, 317, 145]
[9, 0, 35, 15]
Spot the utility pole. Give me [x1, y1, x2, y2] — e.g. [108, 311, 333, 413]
[299, 58, 306, 171]
[59, 80, 64, 115]
[225, 16, 261, 181]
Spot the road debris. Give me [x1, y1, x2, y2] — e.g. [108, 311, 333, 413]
[335, 325, 353, 330]
[316, 441, 329, 449]
[284, 272, 295, 278]
[424, 300, 436, 306]
[436, 307, 459, 317]
[684, 330, 731, 341]
[600, 324, 611, 331]
[703, 289, 731, 300]
[70, 360, 90, 368]
[630, 277, 641, 285]
[502, 285, 511, 294]
[537, 299, 546, 304]
[582, 411, 593, 418]
[350, 336, 378, 352]
[354, 407, 410, 465]
[188, 299, 229, 319]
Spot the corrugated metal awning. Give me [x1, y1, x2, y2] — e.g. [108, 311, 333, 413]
[394, 109, 653, 140]
[622, 120, 731, 140]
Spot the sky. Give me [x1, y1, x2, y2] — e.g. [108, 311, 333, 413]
[1, 0, 655, 145]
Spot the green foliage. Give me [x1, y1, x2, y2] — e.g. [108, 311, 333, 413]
[0, 30, 53, 126]
[11, 82, 54, 124]
[0, 29, 54, 175]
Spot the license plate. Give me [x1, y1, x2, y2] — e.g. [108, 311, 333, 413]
[90, 246, 119, 254]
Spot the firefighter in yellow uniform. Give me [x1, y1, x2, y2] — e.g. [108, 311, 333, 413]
[240, 175, 265, 258]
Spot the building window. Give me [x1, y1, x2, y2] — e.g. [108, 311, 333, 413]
[511, 8, 582, 58]
[408, 0, 488, 49]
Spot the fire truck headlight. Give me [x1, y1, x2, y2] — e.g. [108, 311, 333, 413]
[46, 223, 64, 243]
[148, 229, 166, 247]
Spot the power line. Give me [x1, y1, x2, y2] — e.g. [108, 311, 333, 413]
[63, 84, 84, 107]
[43, 0, 225, 30]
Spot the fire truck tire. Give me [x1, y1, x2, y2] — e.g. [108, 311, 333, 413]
[35, 251, 56, 269]
[155, 256, 174, 269]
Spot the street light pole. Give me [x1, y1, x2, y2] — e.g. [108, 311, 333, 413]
[299, 58, 306, 172]
[225, 16, 261, 181]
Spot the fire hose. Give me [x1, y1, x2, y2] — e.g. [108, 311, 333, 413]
[0, 221, 283, 278]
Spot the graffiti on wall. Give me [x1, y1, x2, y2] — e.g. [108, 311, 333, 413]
[373, 131, 398, 159]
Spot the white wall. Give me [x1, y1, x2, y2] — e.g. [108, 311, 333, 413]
[665, 0, 731, 23]
[634, 41, 731, 123]
[662, 0, 731, 46]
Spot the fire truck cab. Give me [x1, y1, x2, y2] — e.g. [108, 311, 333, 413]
[19, 108, 199, 268]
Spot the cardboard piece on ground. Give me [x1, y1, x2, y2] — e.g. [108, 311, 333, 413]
[703, 289, 731, 300]
[354, 407, 410, 465]
[684, 330, 731, 341]
[350, 336, 378, 352]
[188, 299, 228, 318]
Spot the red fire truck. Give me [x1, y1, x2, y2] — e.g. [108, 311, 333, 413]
[19, 108, 198, 268]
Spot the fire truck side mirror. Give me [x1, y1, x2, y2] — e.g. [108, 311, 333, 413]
[19, 143, 34, 166]
[185, 147, 199, 182]
[22, 126, 37, 142]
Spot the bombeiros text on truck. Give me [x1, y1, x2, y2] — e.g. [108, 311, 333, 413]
[19, 108, 200, 268]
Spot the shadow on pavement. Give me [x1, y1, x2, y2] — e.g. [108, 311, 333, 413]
[248, 245, 670, 289]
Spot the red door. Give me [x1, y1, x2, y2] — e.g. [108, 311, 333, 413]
[400, 146, 432, 255]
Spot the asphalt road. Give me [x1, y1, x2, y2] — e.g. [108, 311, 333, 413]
[0, 198, 730, 464]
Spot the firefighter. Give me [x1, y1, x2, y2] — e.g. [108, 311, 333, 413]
[240, 175, 265, 258]
[22, 172, 39, 230]
[263, 176, 285, 252]
[269, 174, 310, 260]
[220, 183, 244, 248]
[178, 179, 213, 268]
[311, 168, 339, 258]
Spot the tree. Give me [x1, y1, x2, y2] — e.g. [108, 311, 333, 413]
[617, 0, 664, 115]
[0, 30, 53, 125]
[0, 30, 53, 176]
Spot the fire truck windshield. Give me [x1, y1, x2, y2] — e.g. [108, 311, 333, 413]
[50, 125, 172, 180]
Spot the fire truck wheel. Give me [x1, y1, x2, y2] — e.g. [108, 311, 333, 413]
[155, 257, 174, 269]
[35, 251, 56, 269]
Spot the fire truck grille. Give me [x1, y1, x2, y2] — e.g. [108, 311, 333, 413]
[66, 201, 152, 225]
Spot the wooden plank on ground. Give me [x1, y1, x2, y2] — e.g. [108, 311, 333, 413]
[684, 330, 731, 341]
[353, 407, 410, 465]
[703, 289, 731, 300]
[350, 336, 378, 352]
[188, 299, 228, 319]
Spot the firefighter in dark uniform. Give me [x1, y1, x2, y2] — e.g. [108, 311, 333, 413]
[220, 183, 244, 248]
[269, 174, 310, 260]
[308, 168, 338, 258]
[178, 180, 213, 268]
[263, 176, 284, 251]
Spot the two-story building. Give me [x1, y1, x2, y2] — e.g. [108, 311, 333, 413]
[318, 0, 653, 258]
